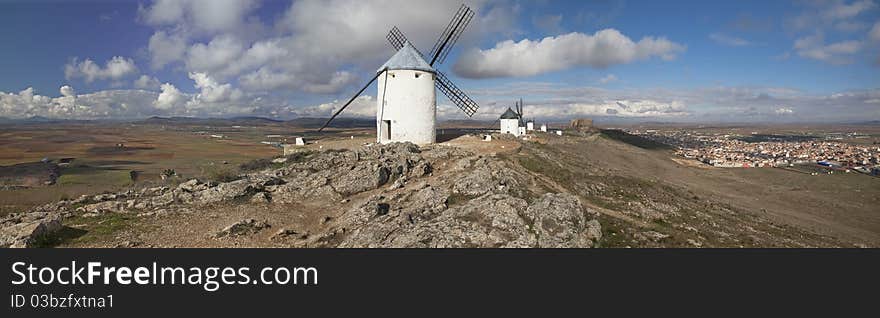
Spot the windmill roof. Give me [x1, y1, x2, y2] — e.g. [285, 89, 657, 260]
[378, 42, 435, 73]
[500, 108, 520, 119]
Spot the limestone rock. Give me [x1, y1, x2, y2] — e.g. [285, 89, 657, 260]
[194, 180, 264, 205]
[212, 219, 270, 238]
[0, 213, 63, 248]
[525, 193, 602, 248]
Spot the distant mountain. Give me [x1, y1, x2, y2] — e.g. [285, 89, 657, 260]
[852, 120, 880, 126]
[228, 116, 283, 124]
[138, 116, 284, 126]
[285, 117, 374, 129]
[0, 116, 88, 125]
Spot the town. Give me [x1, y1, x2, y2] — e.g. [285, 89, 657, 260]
[627, 129, 880, 175]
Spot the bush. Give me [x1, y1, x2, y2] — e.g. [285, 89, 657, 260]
[201, 165, 241, 183]
[239, 158, 274, 172]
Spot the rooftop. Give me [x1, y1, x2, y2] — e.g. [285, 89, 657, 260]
[500, 108, 520, 119]
[378, 42, 435, 73]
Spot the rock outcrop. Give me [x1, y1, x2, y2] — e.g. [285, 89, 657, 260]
[1, 141, 601, 248]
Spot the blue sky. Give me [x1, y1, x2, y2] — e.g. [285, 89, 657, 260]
[1, 0, 879, 122]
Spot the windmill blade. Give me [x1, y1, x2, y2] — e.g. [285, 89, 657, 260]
[386, 26, 425, 57]
[428, 4, 474, 66]
[435, 71, 478, 117]
[318, 72, 381, 132]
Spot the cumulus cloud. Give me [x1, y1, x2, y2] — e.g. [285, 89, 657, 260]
[709, 33, 751, 46]
[134, 75, 161, 90]
[188, 72, 243, 104]
[148, 31, 187, 69]
[138, 0, 513, 96]
[154, 83, 185, 109]
[453, 29, 685, 78]
[64, 56, 138, 83]
[0, 86, 159, 119]
[59, 85, 76, 97]
[140, 0, 259, 34]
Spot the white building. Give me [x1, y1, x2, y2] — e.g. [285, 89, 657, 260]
[376, 42, 437, 145]
[499, 108, 520, 136]
[540, 124, 547, 132]
[526, 121, 535, 131]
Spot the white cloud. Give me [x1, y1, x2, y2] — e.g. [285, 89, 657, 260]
[148, 31, 187, 69]
[775, 107, 794, 115]
[59, 85, 76, 97]
[709, 33, 751, 46]
[137, 0, 515, 96]
[185, 37, 288, 79]
[453, 29, 685, 78]
[154, 83, 185, 110]
[185, 35, 245, 76]
[64, 56, 138, 83]
[292, 95, 376, 118]
[598, 74, 617, 84]
[134, 75, 161, 90]
[188, 72, 243, 104]
[793, 33, 862, 64]
[141, 0, 259, 34]
[822, 0, 876, 20]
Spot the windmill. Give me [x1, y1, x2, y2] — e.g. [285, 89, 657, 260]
[319, 4, 480, 145]
[499, 98, 525, 136]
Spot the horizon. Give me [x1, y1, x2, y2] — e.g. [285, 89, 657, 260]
[1, 0, 879, 123]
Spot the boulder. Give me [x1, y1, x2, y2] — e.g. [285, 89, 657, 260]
[178, 179, 208, 192]
[194, 180, 264, 205]
[0, 214, 63, 248]
[212, 219, 270, 238]
[250, 192, 271, 204]
[524, 193, 601, 248]
[330, 163, 391, 195]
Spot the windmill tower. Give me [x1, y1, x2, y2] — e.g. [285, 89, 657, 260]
[320, 4, 480, 145]
[500, 107, 520, 136]
[376, 43, 436, 144]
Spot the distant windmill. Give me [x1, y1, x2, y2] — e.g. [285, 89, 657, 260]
[319, 4, 480, 145]
[499, 98, 525, 136]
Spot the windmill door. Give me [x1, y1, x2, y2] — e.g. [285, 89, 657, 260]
[381, 120, 391, 140]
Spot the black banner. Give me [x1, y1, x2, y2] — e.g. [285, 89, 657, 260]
[3, 249, 878, 316]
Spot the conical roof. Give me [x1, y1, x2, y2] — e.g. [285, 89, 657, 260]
[378, 42, 435, 73]
[500, 108, 520, 119]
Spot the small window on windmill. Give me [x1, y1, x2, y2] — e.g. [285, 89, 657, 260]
[390, 72, 396, 78]
[415, 72, 421, 78]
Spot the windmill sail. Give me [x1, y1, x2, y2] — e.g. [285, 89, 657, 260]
[435, 71, 478, 117]
[385, 17, 480, 117]
[318, 72, 381, 132]
[428, 4, 474, 66]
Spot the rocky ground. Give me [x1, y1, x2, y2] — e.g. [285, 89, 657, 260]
[1, 131, 868, 248]
[1, 140, 601, 248]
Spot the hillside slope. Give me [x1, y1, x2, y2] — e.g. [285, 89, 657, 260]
[2, 132, 873, 248]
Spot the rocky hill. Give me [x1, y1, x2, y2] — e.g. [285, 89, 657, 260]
[2, 131, 871, 248]
[1, 142, 600, 248]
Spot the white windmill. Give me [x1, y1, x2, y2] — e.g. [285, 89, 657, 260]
[320, 5, 479, 145]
